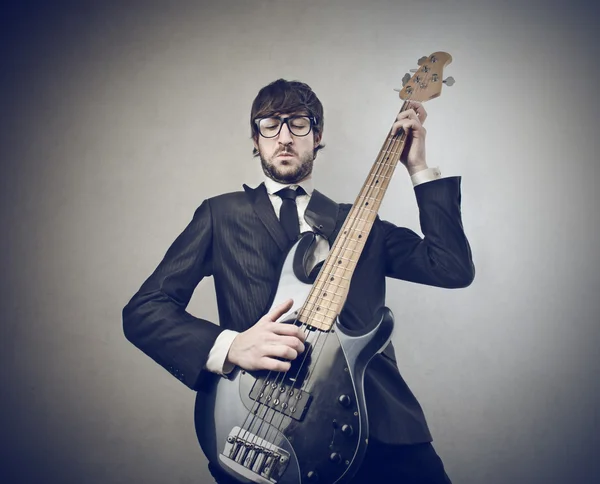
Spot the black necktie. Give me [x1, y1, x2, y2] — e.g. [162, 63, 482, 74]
[276, 187, 303, 242]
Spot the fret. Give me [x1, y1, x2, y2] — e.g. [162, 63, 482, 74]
[304, 288, 346, 299]
[311, 280, 347, 291]
[301, 311, 326, 323]
[366, 173, 391, 181]
[345, 236, 367, 243]
[340, 220, 373, 228]
[302, 305, 339, 319]
[320, 273, 354, 285]
[304, 312, 334, 324]
[341, 228, 370, 236]
[304, 296, 345, 308]
[325, 254, 361, 264]
[353, 207, 377, 214]
[344, 216, 371, 223]
[328, 255, 355, 262]
[313, 272, 351, 282]
[330, 246, 363, 255]
[305, 291, 346, 302]
[300, 319, 332, 331]
[361, 188, 385, 195]
[343, 247, 364, 255]
[364, 182, 390, 191]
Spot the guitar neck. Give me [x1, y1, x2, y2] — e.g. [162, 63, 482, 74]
[298, 102, 411, 331]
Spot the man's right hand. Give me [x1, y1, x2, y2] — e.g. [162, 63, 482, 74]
[226, 299, 306, 372]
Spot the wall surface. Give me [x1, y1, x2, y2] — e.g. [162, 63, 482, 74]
[1, 1, 598, 483]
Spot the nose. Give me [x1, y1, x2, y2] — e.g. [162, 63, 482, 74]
[277, 122, 293, 144]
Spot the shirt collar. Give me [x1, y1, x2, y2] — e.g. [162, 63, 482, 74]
[264, 175, 314, 196]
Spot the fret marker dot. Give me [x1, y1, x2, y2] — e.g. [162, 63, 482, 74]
[338, 260, 342, 264]
[330, 277, 334, 281]
[358, 235, 362, 238]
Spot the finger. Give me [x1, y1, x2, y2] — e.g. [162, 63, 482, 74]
[396, 109, 419, 122]
[274, 334, 306, 354]
[269, 322, 306, 342]
[398, 105, 427, 125]
[259, 357, 291, 372]
[265, 344, 299, 361]
[406, 101, 427, 118]
[267, 298, 294, 322]
[392, 119, 423, 136]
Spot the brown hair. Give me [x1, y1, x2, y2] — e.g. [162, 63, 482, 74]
[250, 79, 324, 157]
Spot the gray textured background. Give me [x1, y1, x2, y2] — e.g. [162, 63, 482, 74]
[1, 1, 598, 483]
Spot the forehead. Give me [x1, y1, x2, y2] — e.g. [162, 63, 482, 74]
[264, 111, 310, 118]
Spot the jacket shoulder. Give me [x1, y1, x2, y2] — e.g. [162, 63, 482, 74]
[208, 189, 248, 205]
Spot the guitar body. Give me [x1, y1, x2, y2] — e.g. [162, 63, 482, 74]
[195, 234, 394, 483]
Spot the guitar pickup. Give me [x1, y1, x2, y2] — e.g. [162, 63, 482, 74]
[249, 378, 312, 422]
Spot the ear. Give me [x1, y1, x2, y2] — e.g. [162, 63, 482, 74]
[252, 136, 260, 151]
[313, 133, 322, 148]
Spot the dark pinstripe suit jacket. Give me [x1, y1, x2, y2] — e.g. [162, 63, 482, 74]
[123, 176, 474, 444]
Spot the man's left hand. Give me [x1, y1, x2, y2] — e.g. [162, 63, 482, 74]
[391, 101, 428, 176]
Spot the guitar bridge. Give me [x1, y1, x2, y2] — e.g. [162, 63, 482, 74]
[219, 426, 290, 483]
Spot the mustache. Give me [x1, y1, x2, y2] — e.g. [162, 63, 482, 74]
[276, 146, 297, 156]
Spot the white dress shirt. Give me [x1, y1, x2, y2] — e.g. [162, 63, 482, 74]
[205, 167, 443, 375]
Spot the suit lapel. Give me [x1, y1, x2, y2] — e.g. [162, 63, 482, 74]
[304, 189, 340, 240]
[243, 183, 342, 250]
[243, 183, 289, 252]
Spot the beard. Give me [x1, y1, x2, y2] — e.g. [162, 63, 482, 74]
[259, 147, 314, 184]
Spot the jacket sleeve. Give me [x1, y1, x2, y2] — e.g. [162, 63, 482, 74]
[122, 199, 224, 389]
[382, 176, 475, 288]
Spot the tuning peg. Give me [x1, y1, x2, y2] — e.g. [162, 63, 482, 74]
[417, 56, 428, 66]
[394, 73, 412, 91]
[409, 68, 418, 73]
[443, 76, 455, 86]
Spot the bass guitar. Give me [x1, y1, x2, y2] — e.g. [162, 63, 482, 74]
[194, 52, 454, 484]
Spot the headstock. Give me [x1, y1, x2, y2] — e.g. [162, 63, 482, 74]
[396, 52, 454, 102]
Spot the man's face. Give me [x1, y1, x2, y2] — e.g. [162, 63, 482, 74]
[253, 113, 321, 184]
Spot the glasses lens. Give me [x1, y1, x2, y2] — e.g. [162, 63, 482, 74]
[258, 118, 282, 138]
[257, 116, 312, 138]
[288, 117, 311, 136]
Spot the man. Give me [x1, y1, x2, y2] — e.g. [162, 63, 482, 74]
[123, 79, 474, 483]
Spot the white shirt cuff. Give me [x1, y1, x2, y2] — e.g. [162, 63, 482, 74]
[206, 329, 239, 375]
[410, 166, 442, 186]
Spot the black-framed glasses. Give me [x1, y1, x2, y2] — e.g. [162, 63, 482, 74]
[254, 115, 316, 138]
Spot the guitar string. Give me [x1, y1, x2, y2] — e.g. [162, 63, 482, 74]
[229, 69, 431, 470]
[234, 110, 412, 472]
[235, 90, 418, 465]
[293, 66, 434, 352]
[269, 71, 432, 426]
[288, 96, 413, 385]
[253, 93, 415, 448]
[238, 88, 420, 467]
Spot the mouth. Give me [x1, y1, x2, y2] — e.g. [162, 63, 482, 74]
[277, 152, 295, 159]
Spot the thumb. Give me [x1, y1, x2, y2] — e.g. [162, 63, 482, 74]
[268, 298, 294, 322]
